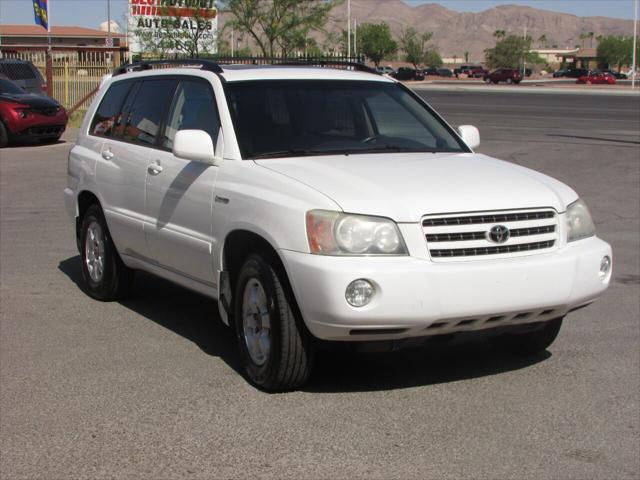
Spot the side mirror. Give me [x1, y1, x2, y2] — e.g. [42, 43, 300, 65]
[457, 125, 480, 149]
[173, 130, 218, 165]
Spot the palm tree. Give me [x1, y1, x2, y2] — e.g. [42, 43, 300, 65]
[464, 51, 469, 62]
[588, 32, 595, 48]
[538, 34, 548, 48]
[579, 33, 588, 49]
[493, 29, 506, 42]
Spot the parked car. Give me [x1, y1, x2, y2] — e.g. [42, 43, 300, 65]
[553, 68, 568, 78]
[576, 71, 617, 85]
[437, 68, 453, 77]
[422, 66, 439, 76]
[0, 59, 47, 96]
[391, 67, 425, 81]
[563, 68, 590, 78]
[453, 65, 473, 76]
[455, 65, 487, 78]
[0, 77, 68, 147]
[65, 60, 612, 391]
[376, 65, 396, 76]
[603, 70, 627, 79]
[483, 68, 523, 84]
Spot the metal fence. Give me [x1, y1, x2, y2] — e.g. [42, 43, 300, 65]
[2, 50, 114, 110]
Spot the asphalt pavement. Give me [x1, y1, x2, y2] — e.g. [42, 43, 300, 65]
[1, 90, 639, 479]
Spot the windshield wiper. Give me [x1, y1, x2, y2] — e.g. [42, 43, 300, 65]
[351, 146, 438, 154]
[250, 149, 322, 159]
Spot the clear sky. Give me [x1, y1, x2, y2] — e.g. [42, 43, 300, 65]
[0, 0, 637, 30]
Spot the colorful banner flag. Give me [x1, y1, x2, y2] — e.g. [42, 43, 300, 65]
[33, 0, 49, 31]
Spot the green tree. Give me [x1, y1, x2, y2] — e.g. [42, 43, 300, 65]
[356, 22, 397, 68]
[597, 35, 640, 70]
[400, 27, 434, 68]
[222, 0, 338, 57]
[485, 35, 544, 69]
[464, 50, 469, 62]
[423, 49, 443, 67]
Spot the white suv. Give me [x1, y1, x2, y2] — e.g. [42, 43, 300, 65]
[65, 60, 612, 391]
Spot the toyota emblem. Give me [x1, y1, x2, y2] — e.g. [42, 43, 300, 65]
[487, 225, 510, 244]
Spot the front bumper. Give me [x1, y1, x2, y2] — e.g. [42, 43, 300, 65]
[5, 111, 68, 138]
[281, 236, 612, 341]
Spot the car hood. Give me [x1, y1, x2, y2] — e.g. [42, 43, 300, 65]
[255, 152, 578, 222]
[0, 92, 60, 108]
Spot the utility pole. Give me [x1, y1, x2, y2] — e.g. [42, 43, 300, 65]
[231, 28, 234, 57]
[347, 0, 351, 58]
[46, 0, 53, 97]
[354, 19, 357, 58]
[633, 0, 638, 89]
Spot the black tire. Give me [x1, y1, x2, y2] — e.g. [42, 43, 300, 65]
[80, 204, 134, 301]
[0, 121, 9, 148]
[492, 317, 563, 355]
[234, 252, 314, 392]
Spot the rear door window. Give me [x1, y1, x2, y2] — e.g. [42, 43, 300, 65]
[90, 81, 133, 137]
[121, 79, 178, 146]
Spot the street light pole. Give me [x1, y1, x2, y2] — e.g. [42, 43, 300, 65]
[633, 0, 638, 89]
[347, 0, 351, 58]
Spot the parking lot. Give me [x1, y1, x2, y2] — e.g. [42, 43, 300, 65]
[1, 89, 638, 478]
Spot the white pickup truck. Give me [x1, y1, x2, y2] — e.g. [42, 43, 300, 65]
[65, 61, 612, 391]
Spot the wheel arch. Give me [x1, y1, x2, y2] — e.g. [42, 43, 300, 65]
[219, 229, 294, 327]
[75, 190, 102, 252]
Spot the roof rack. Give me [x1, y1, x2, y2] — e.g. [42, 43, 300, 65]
[275, 60, 380, 75]
[112, 59, 223, 77]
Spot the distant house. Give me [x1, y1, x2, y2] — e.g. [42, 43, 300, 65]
[0, 25, 128, 63]
[563, 48, 599, 69]
[530, 48, 579, 66]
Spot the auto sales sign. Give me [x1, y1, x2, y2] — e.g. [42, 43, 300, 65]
[128, 0, 218, 55]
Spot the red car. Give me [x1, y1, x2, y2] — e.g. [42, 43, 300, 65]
[0, 77, 68, 147]
[483, 68, 523, 84]
[576, 72, 617, 85]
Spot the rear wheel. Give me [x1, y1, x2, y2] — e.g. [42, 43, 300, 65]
[484, 78, 492, 84]
[234, 253, 315, 392]
[0, 121, 8, 148]
[492, 317, 563, 355]
[80, 204, 134, 301]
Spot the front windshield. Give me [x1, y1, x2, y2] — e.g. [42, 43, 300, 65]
[225, 80, 468, 159]
[0, 79, 25, 95]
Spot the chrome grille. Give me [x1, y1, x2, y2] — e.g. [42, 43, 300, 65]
[422, 208, 558, 262]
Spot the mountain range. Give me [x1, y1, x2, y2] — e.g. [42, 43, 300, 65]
[219, 1, 636, 61]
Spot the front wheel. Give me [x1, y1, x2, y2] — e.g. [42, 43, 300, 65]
[484, 78, 492, 84]
[506, 78, 513, 84]
[234, 253, 315, 392]
[0, 121, 9, 148]
[492, 317, 563, 355]
[80, 204, 134, 301]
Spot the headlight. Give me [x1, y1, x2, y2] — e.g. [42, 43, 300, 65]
[306, 210, 408, 255]
[566, 199, 596, 242]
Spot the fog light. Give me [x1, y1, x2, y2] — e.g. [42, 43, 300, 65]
[599, 256, 611, 279]
[345, 279, 375, 307]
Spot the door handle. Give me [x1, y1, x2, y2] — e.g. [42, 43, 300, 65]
[147, 161, 163, 175]
[101, 149, 114, 160]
